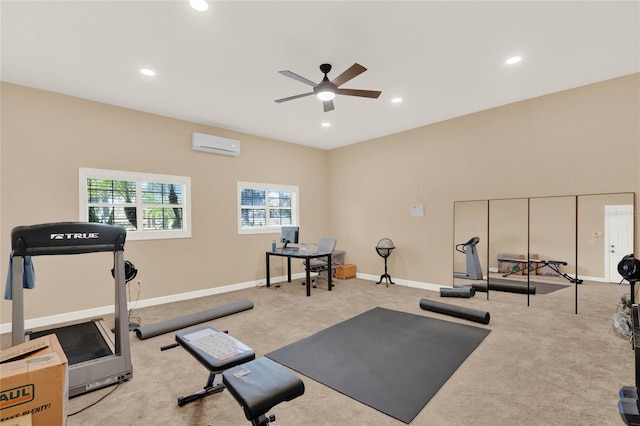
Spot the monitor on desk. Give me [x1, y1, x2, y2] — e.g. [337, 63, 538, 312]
[280, 226, 299, 249]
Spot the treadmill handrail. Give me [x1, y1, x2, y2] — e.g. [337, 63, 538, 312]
[11, 222, 126, 256]
[455, 236, 480, 254]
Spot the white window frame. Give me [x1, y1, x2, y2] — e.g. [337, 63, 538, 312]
[237, 181, 299, 235]
[79, 167, 192, 241]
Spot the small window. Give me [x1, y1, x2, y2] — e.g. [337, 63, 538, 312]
[238, 181, 299, 234]
[79, 168, 191, 241]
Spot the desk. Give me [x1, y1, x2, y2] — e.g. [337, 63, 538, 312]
[266, 249, 333, 297]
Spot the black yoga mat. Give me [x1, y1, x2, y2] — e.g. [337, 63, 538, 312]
[472, 279, 569, 295]
[266, 307, 490, 424]
[134, 299, 253, 339]
[440, 286, 475, 298]
[420, 298, 490, 325]
[471, 281, 536, 294]
[489, 278, 570, 294]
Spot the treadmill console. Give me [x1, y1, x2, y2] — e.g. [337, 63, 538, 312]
[11, 222, 126, 256]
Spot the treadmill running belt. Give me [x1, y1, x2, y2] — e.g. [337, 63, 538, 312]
[30, 321, 113, 365]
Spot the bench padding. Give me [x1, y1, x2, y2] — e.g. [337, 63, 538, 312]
[223, 357, 305, 421]
[175, 325, 256, 372]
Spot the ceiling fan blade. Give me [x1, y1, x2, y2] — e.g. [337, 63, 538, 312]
[274, 92, 314, 103]
[278, 70, 318, 87]
[323, 100, 335, 112]
[331, 63, 367, 87]
[337, 88, 382, 99]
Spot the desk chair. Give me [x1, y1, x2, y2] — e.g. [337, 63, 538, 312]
[303, 237, 337, 288]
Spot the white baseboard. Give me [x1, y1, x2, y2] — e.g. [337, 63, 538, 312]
[355, 273, 443, 292]
[0, 275, 307, 335]
[578, 275, 608, 283]
[0, 272, 440, 335]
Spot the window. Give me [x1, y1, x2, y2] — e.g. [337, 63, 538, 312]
[79, 168, 191, 241]
[237, 181, 299, 235]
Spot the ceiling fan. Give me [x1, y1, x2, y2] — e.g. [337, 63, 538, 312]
[274, 63, 382, 112]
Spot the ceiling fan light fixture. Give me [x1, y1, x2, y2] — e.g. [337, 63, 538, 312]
[316, 90, 336, 101]
[190, 0, 209, 11]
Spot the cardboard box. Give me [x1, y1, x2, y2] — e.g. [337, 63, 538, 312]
[0, 413, 31, 426]
[0, 335, 68, 426]
[497, 253, 525, 275]
[336, 264, 357, 280]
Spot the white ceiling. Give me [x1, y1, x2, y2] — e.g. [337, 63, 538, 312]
[2, 1, 638, 150]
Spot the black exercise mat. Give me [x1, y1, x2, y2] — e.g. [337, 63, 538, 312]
[488, 278, 570, 294]
[266, 307, 490, 423]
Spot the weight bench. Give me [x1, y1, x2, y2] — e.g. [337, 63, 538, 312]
[175, 325, 305, 425]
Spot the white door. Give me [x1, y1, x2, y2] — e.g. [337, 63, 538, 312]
[605, 205, 634, 282]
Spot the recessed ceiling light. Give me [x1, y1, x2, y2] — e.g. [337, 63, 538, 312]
[391, 97, 403, 103]
[321, 122, 331, 128]
[140, 68, 156, 77]
[190, 0, 209, 12]
[505, 56, 522, 65]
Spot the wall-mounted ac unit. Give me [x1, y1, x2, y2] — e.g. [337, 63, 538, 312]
[192, 132, 240, 156]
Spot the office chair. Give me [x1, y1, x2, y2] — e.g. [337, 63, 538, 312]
[304, 237, 337, 288]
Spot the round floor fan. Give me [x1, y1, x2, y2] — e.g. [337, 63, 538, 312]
[375, 238, 396, 287]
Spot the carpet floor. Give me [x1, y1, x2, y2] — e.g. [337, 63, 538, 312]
[1, 277, 632, 425]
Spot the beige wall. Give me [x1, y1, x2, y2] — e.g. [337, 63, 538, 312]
[0, 83, 330, 323]
[529, 197, 576, 274]
[328, 73, 639, 285]
[1, 73, 639, 325]
[489, 198, 530, 269]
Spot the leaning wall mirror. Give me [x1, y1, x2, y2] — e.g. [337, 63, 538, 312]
[487, 198, 529, 306]
[453, 192, 635, 318]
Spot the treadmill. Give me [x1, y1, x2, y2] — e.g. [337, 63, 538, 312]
[10, 222, 133, 397]
[453, 236, 483, 280]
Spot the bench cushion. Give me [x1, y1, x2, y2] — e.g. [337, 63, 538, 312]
[222, 357, 305, 421]
[175, 326, 255, 373]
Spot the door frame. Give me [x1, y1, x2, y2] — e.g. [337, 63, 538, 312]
[604, 204, 634, 282]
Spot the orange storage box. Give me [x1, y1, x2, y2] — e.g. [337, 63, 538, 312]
[336, 264, 356, 280]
